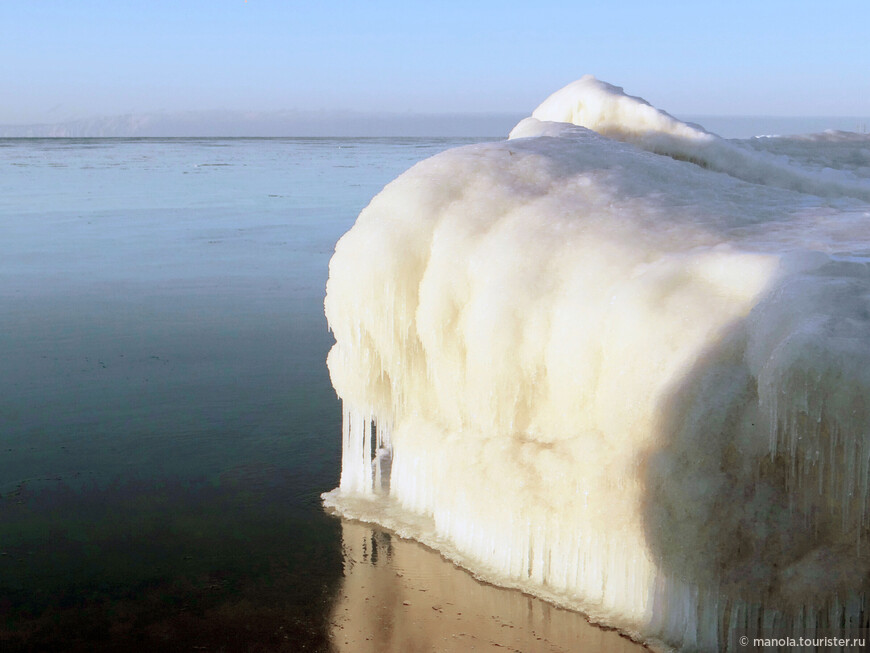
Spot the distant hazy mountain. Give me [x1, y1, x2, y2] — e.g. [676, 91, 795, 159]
[0, 110, 525, 138]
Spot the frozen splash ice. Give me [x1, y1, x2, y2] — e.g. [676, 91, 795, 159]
[513, 76, 870, 202]
[322, 78, 870, 651]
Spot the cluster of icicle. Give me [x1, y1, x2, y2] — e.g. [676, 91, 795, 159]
[322, 76, 870, 651]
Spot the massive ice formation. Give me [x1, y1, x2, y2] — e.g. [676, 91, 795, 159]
[322, 76, 870, 651]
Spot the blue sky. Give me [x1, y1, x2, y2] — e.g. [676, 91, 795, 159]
[3, 0, 869, 125]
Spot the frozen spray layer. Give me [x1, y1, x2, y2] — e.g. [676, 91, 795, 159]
[511, 75, 870, 202]
[323, 78, 870, 651]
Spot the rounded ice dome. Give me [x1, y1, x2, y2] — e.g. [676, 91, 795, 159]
[323, 77, 870, 651]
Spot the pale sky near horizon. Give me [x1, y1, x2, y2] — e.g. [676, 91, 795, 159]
[3, 0, 869, 125]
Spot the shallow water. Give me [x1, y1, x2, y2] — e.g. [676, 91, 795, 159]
[0, 137, 467, 651]
[331, 520, 647, 652]
[0, 137, 647, 651]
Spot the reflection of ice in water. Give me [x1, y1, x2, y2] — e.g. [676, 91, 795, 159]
[330, 520, 648, 652]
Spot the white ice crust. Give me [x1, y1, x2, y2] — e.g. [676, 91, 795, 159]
[323, 76, 870, 651]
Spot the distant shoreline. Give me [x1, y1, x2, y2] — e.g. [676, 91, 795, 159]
[0, 112, 525, 139]
[1, 112, 867, 140]
[680, 114, 870, 139]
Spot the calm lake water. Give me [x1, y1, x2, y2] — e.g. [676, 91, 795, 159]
[0, 137, 647, 652]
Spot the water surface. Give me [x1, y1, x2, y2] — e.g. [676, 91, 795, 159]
[0, 137, 477, 651]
